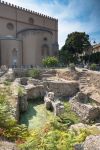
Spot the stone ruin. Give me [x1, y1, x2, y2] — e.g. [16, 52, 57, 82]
[44, 92, 64, 116]
[70, 92, 100, 123]
[0, 65, 8, 72]
[18, 92, 28, 112]
[0, 65, 8, 78]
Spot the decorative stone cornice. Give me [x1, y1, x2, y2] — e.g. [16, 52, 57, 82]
[0, 1, 58, 21]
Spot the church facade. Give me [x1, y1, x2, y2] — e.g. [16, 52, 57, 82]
[0, 1, 58, 67]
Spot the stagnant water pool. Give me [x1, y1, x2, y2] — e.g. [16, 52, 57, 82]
[20, 100, 54, 130]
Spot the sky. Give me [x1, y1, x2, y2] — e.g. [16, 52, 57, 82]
[3, 0, 100, 48]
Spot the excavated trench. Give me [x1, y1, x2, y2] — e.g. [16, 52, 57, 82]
[19, 98, 54, 130]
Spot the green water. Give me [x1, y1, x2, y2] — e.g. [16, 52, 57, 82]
[20, 100, 54, 130]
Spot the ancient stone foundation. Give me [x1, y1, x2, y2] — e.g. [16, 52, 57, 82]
[70, 92, 100, 123]
[43, 80, 79, 97]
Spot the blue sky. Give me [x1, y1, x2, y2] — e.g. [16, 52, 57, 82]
[4, 0, 100, 48]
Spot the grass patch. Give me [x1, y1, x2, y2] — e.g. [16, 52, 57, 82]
[62, 101, 80, 124]
[3, 80, 12, 86]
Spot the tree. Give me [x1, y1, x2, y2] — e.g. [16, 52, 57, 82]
[59, 32, 91, 64]
[65, 32, 91, 54]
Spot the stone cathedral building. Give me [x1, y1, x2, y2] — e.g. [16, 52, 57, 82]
[0, 1, 58, 67]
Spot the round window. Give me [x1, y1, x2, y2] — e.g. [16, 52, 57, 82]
[29, 18, 34, 25]
[7, 23, 14, 30]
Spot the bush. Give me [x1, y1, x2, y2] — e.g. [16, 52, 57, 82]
[27, 69, 40, 79]
[3, 125, 29, 141]
[3, 80, 11, 86]
[69, 63, 75, 70]
[42, 56, 59, 67]
[19, 122, 92, 150]
[18, 86, 25, 97]
[90, 63, 97, 70]
[0, 91, 29, 141]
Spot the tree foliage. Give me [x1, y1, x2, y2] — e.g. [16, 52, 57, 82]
[64, 32, 91, 54]
[83, 52, 100, 64]
[59, 32, 91, 64]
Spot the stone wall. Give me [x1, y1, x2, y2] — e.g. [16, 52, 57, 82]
[87, 71, 100, 90]
[25, 84, 45, 99]
[74, 135, 100, 150]
[70, 92, 100, 122]
[43, 80, 79, 97]
[13, 68, 28, 77]
[0, 1, 58, 67]
[71, 101, 100, 122]
[9, 79, 20, 121]
[57, 69, 79, 81]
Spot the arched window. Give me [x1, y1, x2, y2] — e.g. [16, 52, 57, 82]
[29, 18, 34, 25]
[42, 44, 49, 57]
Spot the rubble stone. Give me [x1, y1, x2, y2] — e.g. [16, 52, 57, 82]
[44, 92, 64, 116]
[19, 93, 28, 112]
[70, 92, 100, 122]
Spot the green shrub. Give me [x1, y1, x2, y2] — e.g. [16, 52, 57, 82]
[27, 69, 40, 79]
[0, 92, 16, 128]
[18, 86, 25, 97]
[3, 125, 29, 141]
[0, 91, 29, 141]
[62, 102, 80, 124]
[90, 63, 97, 70]
[3, 80, 11, 86]
[69, 63, 75, 70]
[42, 56, 59, 67]
[19, 123, 92, 150]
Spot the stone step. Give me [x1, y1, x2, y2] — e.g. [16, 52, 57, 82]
[80, 84, 87, 86]
[80, 81, 87, 83]
[80, 75, 87, 77]
[79, 85, 88, 89]
[80, 79, 87, 81]
[80, 77, 87, 80]
[80, 74, 87, 76]
[80, 84, 88, 86]
[80, 76, 87, 79]
[41, 73, 54, 78]
[82, 69, 88, 71]
[42, 70, 56, 75]
[80, 78, 86, 80]
[80, 78, 87, 80]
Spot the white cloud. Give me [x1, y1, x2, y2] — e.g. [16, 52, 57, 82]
[3, 0, 100, 48]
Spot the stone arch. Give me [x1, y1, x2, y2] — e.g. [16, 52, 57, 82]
[41, 44, 49, 57]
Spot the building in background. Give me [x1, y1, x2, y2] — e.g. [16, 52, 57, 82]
[0, 1, 58, 67]
[92, 43, 100, 53]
